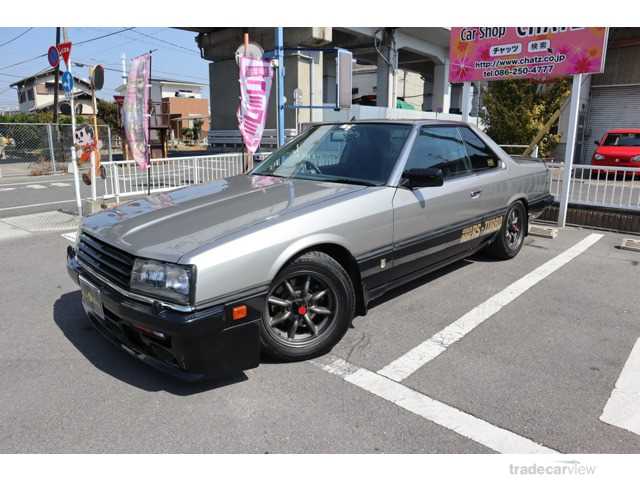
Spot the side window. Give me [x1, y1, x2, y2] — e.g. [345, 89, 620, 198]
[404, 126, 471, 178]
[459, 127, 500, 172]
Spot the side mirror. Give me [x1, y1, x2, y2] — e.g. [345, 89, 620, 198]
[401, 167, 444, 189]
[594, 140, 600, 146]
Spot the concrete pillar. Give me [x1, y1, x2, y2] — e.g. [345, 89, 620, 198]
[323, 51, 337, 105]
[432, 60, 451, 114]
[376, 29, 397, 109]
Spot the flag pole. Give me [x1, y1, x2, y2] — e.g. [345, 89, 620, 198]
[147, 50, 152, 196]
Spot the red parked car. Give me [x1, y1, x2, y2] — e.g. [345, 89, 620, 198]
[591, 129, 640, 169]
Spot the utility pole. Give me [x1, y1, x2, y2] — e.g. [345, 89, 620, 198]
[52, 27, 61, 124]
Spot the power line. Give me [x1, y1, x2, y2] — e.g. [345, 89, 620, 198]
[0, 27, 135, 72]
[130, 28, 200, 55]
[74, 27, 135, 47]
[0, 28, 33, 48]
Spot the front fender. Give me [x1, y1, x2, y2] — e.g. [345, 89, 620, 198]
[268, 233, 355, 279]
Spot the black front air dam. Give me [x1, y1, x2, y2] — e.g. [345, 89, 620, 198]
[66, 248, 263, 381]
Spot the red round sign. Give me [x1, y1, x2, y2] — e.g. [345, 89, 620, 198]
[47, 46, 59, 68]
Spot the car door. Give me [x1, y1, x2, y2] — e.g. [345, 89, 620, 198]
[391, 125, 488, 282]
[458, 126, 510, 218]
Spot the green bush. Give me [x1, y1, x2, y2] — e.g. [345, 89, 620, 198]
[480, 78, 570, 158]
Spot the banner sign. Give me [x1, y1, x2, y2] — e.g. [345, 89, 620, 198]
[449, 27, 608, 82]
[237, 56, 273, 154]
[123, 53, 151, 171]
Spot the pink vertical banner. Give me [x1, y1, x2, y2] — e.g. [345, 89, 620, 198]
[237, 56, 273, 154]
[123, 53, 151, 171]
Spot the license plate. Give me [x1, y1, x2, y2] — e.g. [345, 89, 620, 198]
[80, 276, 105, 320]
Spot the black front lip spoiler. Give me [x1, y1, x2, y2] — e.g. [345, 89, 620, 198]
[66, 247, 264, 381]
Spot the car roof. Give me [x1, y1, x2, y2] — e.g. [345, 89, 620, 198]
[605, 128, 640, 134]
[309, 119, 469, 127]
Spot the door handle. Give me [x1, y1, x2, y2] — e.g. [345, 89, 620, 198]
[470, 190, 482, 199]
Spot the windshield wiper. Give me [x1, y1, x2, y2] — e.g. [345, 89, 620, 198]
[322, 177, 380, 187]
[251, 172, 286, 179]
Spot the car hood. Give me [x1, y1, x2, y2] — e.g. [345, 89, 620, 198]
[81, 175, 366, 263]
[596, 146, 640, 159]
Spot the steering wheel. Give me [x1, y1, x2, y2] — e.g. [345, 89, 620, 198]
[297, 160, 322, 175]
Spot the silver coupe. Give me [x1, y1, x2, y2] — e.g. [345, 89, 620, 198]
[67, 120, 552, 380]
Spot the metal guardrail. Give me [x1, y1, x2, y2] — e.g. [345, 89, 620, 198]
[208, 128, 297, 151]
[548, 164, 640, 211]
[98, 154, 639, 213]
[101, 152, 270, 203]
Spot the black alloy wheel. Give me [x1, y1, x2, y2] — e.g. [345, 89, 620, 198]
[260, 251, 355, 361]
[484, 201, 526, 260]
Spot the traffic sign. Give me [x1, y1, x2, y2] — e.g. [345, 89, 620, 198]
[61, 71, 74, 93]
[47, 46, 59, 68]
[57, 41, 72, 68]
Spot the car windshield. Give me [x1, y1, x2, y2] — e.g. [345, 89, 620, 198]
[603, 133, 640, 147]
[251, 123, 413, 186]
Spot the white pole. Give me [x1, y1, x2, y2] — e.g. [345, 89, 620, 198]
[46, 123, 57, 173]
[90, 89, 97, 204]
[64, 27, 82, 217]
[121, 53, 127, 85]
[557, 74, 583, 228]
[461, 81, 472, 123]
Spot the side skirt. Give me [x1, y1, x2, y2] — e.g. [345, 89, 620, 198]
[362, 235, 496, 305]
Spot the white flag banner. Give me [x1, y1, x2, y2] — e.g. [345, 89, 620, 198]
[237, 56, 273, 154]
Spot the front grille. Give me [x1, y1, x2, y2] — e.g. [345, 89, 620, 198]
[78, 233, 135, 289]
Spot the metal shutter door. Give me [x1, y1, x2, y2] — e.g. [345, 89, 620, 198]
[583, 85, 640, 162]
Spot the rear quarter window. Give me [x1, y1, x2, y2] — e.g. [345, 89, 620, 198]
[459, 127, 500, 172]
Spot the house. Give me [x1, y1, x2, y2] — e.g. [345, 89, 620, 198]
[10, 67, 95, 115]
[116, 78, 209, 141]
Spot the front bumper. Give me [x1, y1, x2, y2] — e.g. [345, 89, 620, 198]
[67, 247, 263, 381]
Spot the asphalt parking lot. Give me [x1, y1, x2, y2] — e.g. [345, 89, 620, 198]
[1, 219, 639, 453]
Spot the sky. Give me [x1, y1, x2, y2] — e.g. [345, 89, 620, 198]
[0, 27, 210, 110]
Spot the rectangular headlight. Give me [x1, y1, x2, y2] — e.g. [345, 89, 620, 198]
[130, 259, 195, 305]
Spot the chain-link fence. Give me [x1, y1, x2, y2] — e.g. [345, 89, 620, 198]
[0, 122, 115, 177]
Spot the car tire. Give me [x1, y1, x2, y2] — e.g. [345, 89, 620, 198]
[484, 201, 526, 260]
[259, 251, 355, 362]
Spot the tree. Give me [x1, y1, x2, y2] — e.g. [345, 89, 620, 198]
[480, 78, 570, 158]
[96, 99, 119, 131]
[192, 118, 204, 141]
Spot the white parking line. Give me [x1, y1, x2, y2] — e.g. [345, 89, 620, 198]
[61, 231, 77, 243]
[0, 198, 78, 212]
[314, 356, 557, 453]
[50, 182, 71, 187]
[0, 187, 16, 192]
[25, 184, 47, 189]
[600, 337, 640, 436]
[378, 233, 605, 382]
